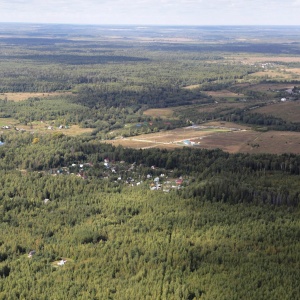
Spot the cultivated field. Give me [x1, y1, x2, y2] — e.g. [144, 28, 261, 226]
[106, 122, 300, 154]
[253, 100, 300, 123]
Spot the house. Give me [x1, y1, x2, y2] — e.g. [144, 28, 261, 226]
[175, 179, 183, 185]
[43, 198, 50, 204]
[281, 98, 287, 102]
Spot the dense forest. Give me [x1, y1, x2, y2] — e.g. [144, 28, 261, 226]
[0, 132, 299, 299]
[0, 24, 300, 299]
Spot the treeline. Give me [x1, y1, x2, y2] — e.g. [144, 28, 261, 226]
[224, 110, 300, 131]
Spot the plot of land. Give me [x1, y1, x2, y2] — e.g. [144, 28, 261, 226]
[248, 70, 294, 80]
[253, 100, 300, 123]
[107, 123, 243, 151]
[204, 90, 243, 98]
[106, 121, 300, 154]
[0, 92, 71, 102]
[143, 108, 175, 118]
[239, 131, 300, 154]
[238, 83, 294, 92]
[236, 55, 300, 64]
[183, 84, 201, 90]
[0, 118, 93, 136]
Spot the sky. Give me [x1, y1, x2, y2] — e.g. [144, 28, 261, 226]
[0, 0, 300, 26]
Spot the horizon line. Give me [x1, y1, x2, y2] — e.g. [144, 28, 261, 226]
[0, 22, 300, 27]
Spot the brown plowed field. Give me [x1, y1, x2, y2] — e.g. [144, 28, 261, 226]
[105, 122, 300, 154]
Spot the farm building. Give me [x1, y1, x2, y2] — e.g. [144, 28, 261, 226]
[183, 140, 192, 146]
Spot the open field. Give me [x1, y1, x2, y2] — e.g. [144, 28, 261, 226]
[106, 122, 300, 154]
[196, 130, 300, 154]
[107, 125, 234, 149]
[183, 84, 201, 90]
[143, 108, 175, 118]
[235, 55, 300, 64]
[0, 118, 93, 136]
[195, 102, 249, 113]
[204, 90, 243, 98]
[236, 83, 294, 92]
[248, 70, 293, 80]
[0, 92, 71, 102]
[0, 118, 18, 127]
[253, 100, 300, 123]
[239, 131, 300, 154]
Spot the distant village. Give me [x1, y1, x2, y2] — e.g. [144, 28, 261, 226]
[46, 157, 186, 193]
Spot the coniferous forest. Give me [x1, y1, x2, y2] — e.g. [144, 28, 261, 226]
[0, 24, 300, 299]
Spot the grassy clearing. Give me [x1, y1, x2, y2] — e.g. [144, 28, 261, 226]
[0, 92, 72, 102]
[143, 108, 175, 118]
[182, 84, 201, 90]
[204, 90, 243, 98]
[60, 125, 93, 136]
[0, 118, 19, 127]
[0, 118, 93, 136]
[247, 70, 293, 80]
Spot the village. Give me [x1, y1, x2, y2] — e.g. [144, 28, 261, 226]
[46, 157, 187, 193]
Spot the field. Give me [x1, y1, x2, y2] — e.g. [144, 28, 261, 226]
[107, 124, 233, 149]
[253, 100, 300, 123]
[248, 70, 293, 80]
[0, 92, 71, 102]
[106, 122, 300, 154]
[183, 84, 201, 90]
[204, 90, 243, 98]
[143, 108, 175, 118]
[233, 55, 300, 64]
[237, 83, 294, 92]
[0, 118, 93, 136]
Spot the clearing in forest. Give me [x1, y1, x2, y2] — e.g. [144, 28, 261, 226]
[143, 108, 175, 118]
[204, 90, 243, 98]
[107, 122, 300, 154]
[0, 92, 71, 102]
[0, 119, 93, 136]
[238, 83, 294, 92]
